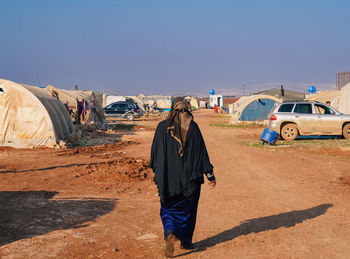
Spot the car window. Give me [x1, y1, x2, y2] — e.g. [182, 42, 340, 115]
[110, 104, 118, 109]
[315, 104, 332, 115]
[119, 103, 127, 109]
[278, 104, 294, 112]
[294, 103, 312, 114]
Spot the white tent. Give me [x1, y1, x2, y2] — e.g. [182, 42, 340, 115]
[230, 95, 282, 123]
[46, 85, 106, 124]
[306, 90, 340, 110]
[185, 96, 199, 109]
[141, 95, 172, 109]
[127, 96, 146, 111]
[339, 83, 350, 114]
[0, 79, 73, 148]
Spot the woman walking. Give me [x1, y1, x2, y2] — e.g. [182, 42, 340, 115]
[150, 97, 216, 257]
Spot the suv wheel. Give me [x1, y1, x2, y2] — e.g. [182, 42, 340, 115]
[126, 113, 135, 121]
[281, 123, 298, 140]
[343, 123, 350, 139]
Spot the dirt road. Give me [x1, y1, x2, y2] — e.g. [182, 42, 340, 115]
[1, 110, 350, 258]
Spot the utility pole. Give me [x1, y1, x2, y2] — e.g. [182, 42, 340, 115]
[241, 81, 246, 96]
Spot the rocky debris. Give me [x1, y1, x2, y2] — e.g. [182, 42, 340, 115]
[80, 156, 153, 183]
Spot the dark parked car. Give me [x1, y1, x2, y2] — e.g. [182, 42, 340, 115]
[103, 100, 143, 121]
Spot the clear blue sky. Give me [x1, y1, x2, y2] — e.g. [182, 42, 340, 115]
[1, 0, 349, 96]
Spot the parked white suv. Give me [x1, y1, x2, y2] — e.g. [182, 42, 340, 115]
[268, 101, 350, 140]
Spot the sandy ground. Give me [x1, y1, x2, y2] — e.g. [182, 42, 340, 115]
[1, 109, 350, 258]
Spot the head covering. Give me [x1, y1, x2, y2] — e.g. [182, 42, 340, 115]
[166, 97, 193, 157]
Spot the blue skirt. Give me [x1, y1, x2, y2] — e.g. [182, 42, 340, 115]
[160, 185, 201, 243]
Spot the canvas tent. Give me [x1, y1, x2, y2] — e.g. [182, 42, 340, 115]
[185, 96, 199, 109]
[339, 83, 350, 114]
[93, 91, 103, 109]
[230, 95, 282, 123]
[128, 96, 146, 111]
[199, 100, 206, 108]
[254, 87, 305, 101]
[46, 85, 106, 124]
[306, 90, 341, 110]
[140, 95, 172, 110]
[0, 79, 73, 148]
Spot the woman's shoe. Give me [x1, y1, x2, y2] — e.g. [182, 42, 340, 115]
[164, 233, 176, 257]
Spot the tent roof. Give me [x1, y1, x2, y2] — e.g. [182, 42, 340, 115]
[306, 90, 340, 103]
[46, 85, 106, 123]
[254, 88, 305, 100]
[231, 95, 282, 122]
[0, 79, 73, 148]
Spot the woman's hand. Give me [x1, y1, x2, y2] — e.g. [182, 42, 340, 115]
[208, 180, 216, 189]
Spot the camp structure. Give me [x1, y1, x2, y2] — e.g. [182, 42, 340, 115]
[209, 94, 224, 108]
[230, 95, 282, 123]
[0, 79, 73, 148]
[305, 84, 350, 114]
[46, 85, 106, 125]
[93, 91, 104, 109]
[184, 96, 199, 109]
[306, 90, 341, 110]
[140, 95, 172, 111]
[254, 86, 305, 101]
[127, 96, 146, 111]
[223, 97, 239, 107]
[339, 82, 350, 114]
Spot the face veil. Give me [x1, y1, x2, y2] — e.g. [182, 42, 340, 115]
[166, 97, 193, 157]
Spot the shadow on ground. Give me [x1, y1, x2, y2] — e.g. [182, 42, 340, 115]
[176, 203, 332, 257]
[296, 135, 340, 140]
[0, 191, 116, 246]
[1, 162, 101, 174]
[107, 123, 138, 131]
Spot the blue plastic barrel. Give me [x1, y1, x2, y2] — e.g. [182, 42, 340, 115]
[260, 128, 279, 145]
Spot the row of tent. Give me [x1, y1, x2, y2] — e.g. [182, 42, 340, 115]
[0, 79, 106, 148]
[104, 94, 173, 111]
[229, 84, 350, 123]
[106, 86, 350, 123]
[0, 78, 201, 149]
[2, 77, 349, 147]
[104, 94, 199, 111]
